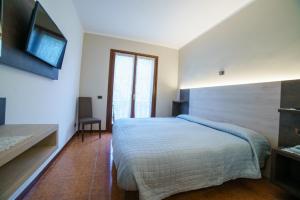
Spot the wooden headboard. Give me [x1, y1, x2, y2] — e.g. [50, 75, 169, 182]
[188, 81, 281, 147]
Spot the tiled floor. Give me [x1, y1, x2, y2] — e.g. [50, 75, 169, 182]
[23, 133, 294, 200]
[23, 132, 118, 200]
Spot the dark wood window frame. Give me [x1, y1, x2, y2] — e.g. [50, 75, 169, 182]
[106, 49, 159, 132]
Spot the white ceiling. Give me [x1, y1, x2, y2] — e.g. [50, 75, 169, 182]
[73, 0, 253, 49]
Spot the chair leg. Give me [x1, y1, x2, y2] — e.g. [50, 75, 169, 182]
[77, 122, 80, 137]
[99, 122, 101, 139]
[90, 123, 93, 135]
[77, 122, 82, 137]
[81, 123, 84, 142]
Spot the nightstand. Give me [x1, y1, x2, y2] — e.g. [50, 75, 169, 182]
[270, 108, 300, 198]
[172, 100, 188, 117]
[172, 89, 190, 117]
[271, 148, 300, 198]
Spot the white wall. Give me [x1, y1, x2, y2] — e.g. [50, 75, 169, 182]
[79, 33, 178, 129]
[0, 0, 84, 148]
[179, 0, 300, 89]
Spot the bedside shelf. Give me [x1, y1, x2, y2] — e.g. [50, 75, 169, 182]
[278, 108, 300, 114]
[274, 148, 300, 162]
[172, 100, 189, 117]
[271, 148, 300, 198]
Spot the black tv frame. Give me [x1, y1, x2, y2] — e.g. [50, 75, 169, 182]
[26, 1, 67, 69]
[0, 0, 60, 80]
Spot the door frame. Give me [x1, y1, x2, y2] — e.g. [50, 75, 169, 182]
[106, 49, 159, 132]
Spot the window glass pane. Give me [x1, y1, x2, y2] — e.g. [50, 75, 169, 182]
[112, 53, 134, 121]
[134, 56, 155, 118]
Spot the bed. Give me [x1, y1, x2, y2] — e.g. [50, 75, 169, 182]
[112, 115, 271, 200]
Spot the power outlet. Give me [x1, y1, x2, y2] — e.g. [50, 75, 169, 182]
[219, 70, 225, 76]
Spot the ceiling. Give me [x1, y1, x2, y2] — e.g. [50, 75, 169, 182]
[73, 0, 253, 49]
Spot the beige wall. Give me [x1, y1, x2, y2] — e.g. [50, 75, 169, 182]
[0, 0, 83, 148]
[179, 0, 300, 89]
[79, 33, 178, 129]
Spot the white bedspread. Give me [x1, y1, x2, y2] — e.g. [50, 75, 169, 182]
[112, 115, 270, 200]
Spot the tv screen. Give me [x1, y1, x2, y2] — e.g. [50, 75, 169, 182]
[26, 2, 67, 69]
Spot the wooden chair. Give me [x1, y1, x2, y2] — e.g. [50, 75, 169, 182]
[78, 97, 101, 142]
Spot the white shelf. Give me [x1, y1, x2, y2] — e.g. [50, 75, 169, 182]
[0, 124, 57, 167]
[0, 124, 58, 200]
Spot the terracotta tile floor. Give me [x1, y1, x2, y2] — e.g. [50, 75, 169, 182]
[23, 133, 294, 200]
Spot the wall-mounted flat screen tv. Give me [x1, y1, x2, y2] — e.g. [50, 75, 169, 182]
[26, 1, 67, 69]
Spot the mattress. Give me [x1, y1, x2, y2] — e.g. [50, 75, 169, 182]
[112, 115, 270, 200]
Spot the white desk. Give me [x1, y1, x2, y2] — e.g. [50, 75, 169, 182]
[0, 124, 58, 200]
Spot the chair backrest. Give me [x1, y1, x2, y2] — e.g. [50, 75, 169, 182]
[78, 97, 93, 119]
